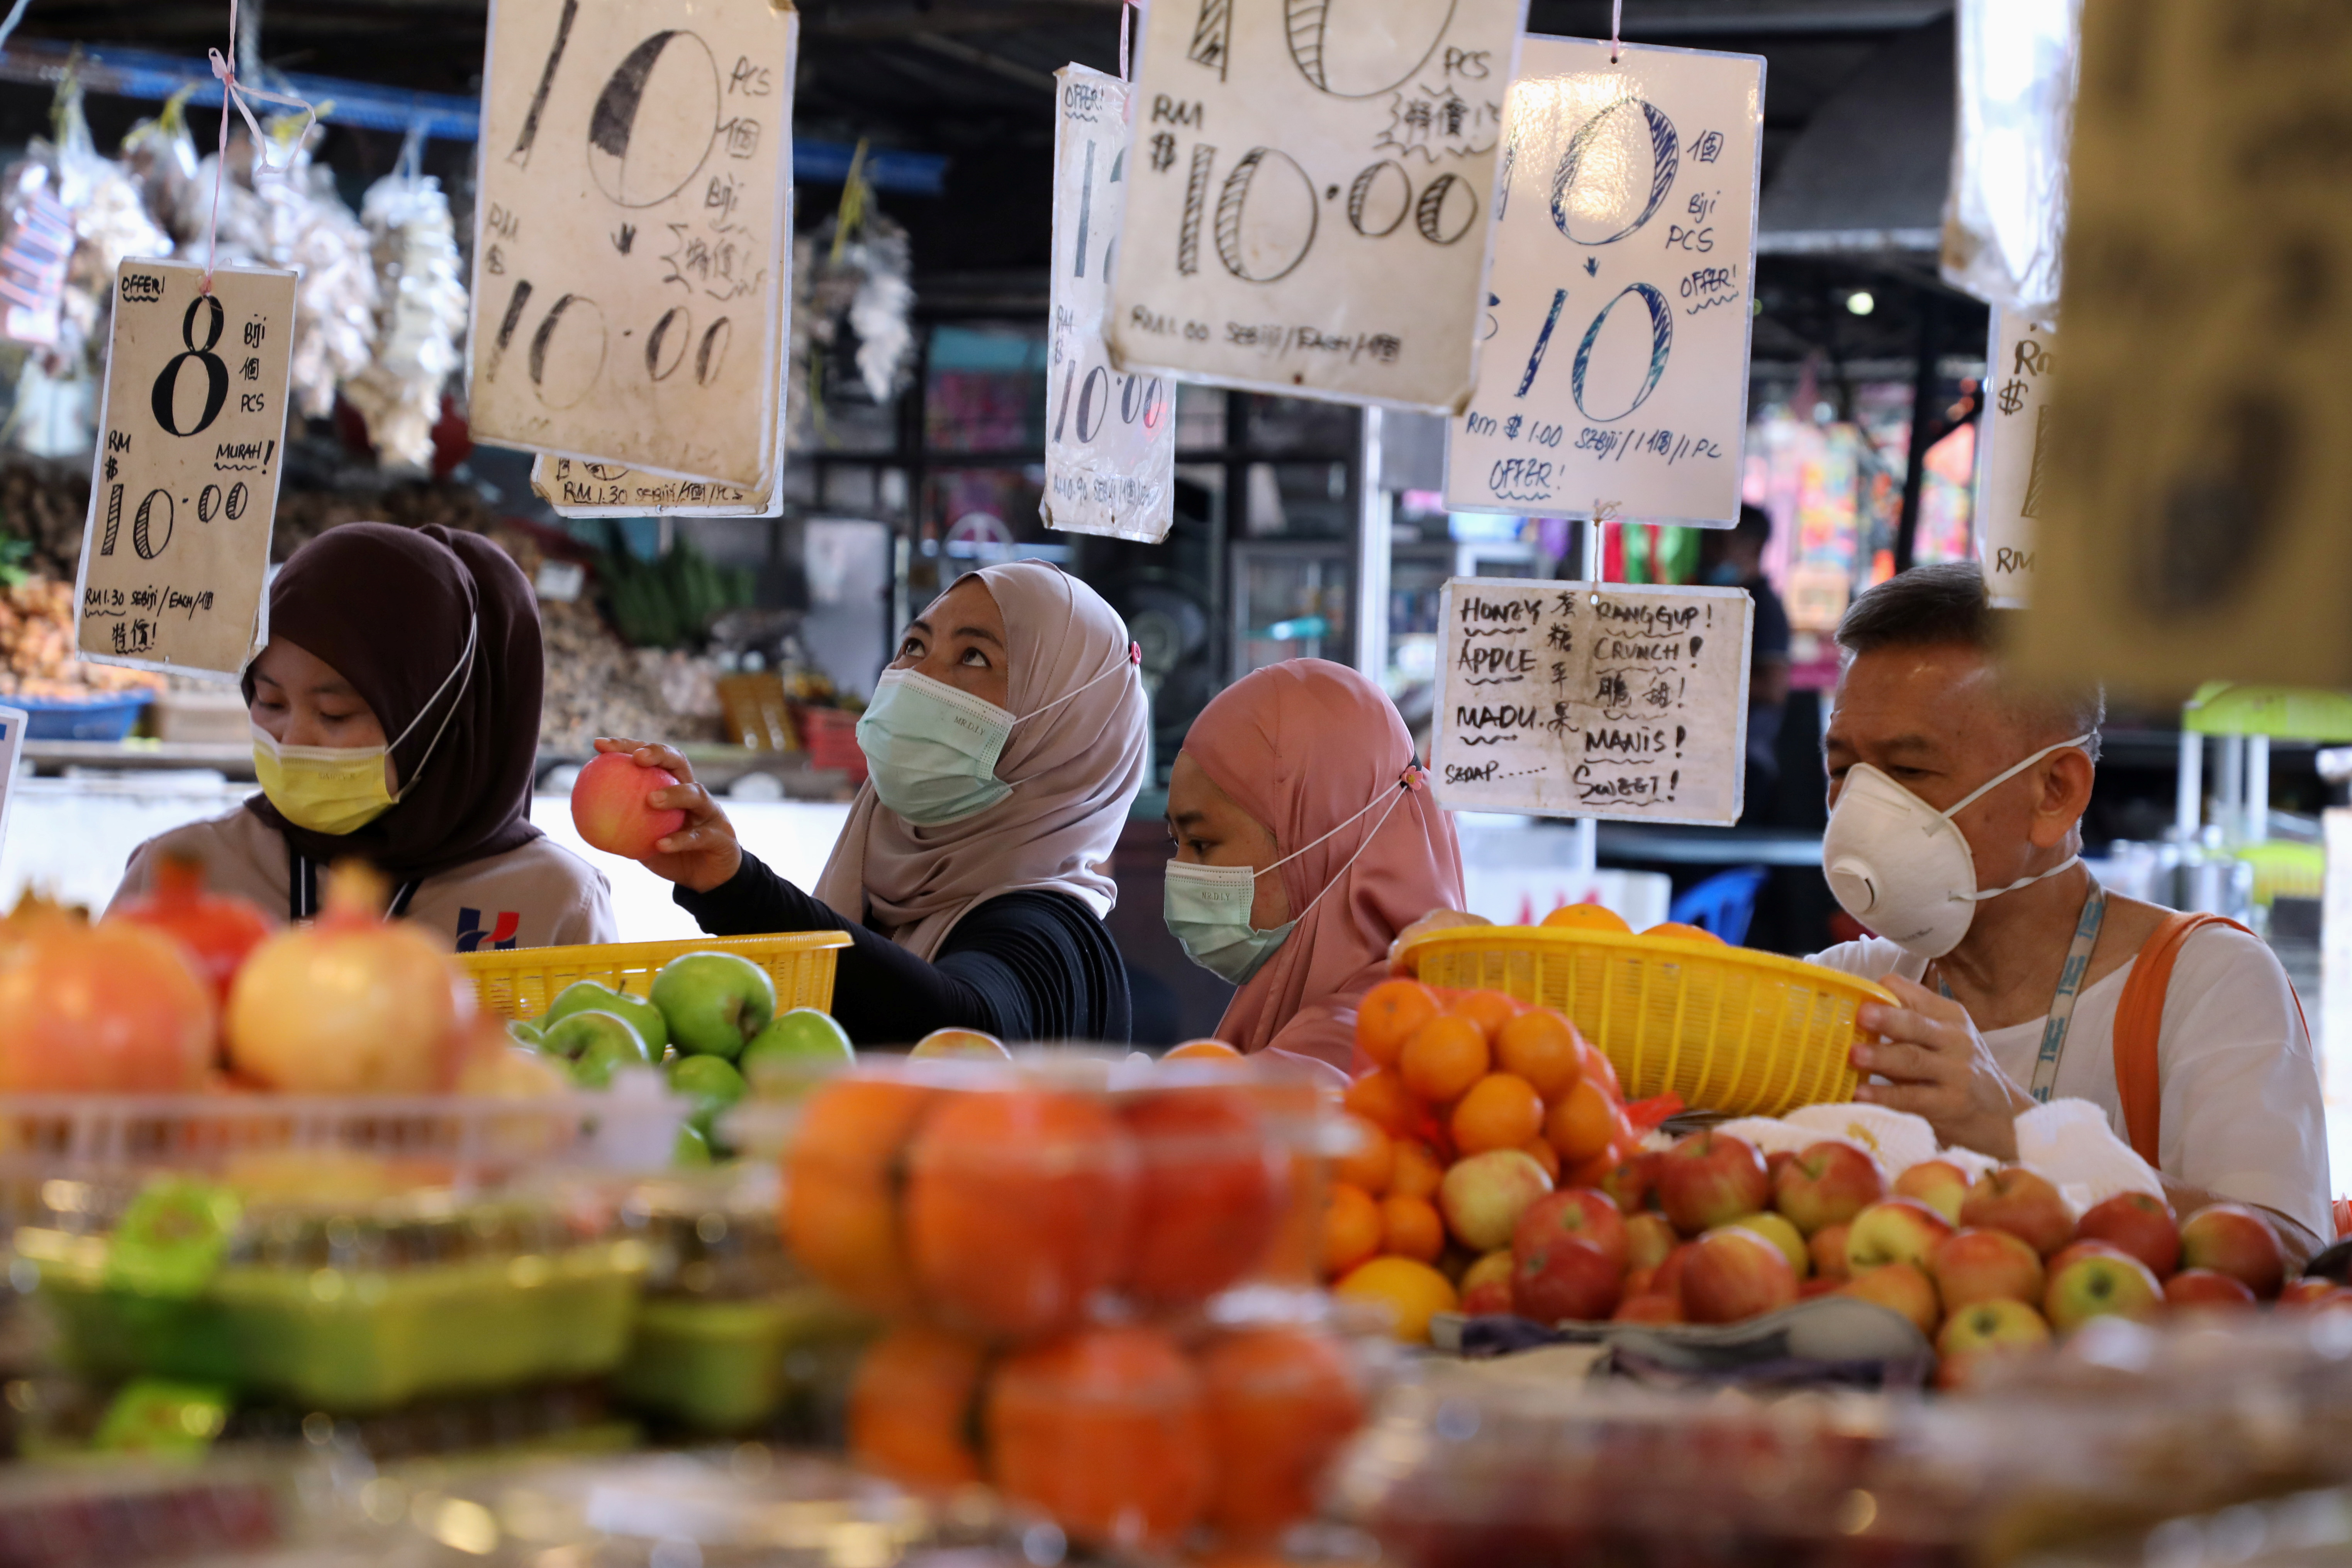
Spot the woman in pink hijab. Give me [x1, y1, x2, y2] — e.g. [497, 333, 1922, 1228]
[603, 561, 1147, 1046]
[1165, 659, 1465, 1071]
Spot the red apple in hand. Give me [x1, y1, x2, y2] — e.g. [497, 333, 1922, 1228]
[2165, 1268, 2257, 1312]
[1840, 1261, 1940, 1336]
[1680, 1227, 1797, 1324]
[1655, 1132, 1770, 1236]
[2044, 1248, 2163, 1331]
[1513, 1189, 1629, 1271]
[1773, 1140, 1887, 1236]
[571, 752, 687, 858]
[1846, 1198, 1953, 1274]
[1512, 1236, 1625, 1324]
[1960, 1167, 2075, 1256]
[1931, 1227, 2045, 1309]
[1893, 1159, 1970, 1224]
[2179, 1204, 2287, 1300]
[2076, 1192, 2180, 1280]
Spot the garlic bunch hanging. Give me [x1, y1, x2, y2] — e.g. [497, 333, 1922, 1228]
[343, 158, 467, 472]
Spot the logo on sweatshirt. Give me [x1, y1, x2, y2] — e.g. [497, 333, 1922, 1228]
[456, 908, 521, 952]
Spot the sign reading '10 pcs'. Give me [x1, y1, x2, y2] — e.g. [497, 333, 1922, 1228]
[1446, 37, 1764, 525]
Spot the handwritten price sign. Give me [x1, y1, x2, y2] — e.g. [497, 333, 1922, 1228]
[1104, 0, 1526, 410]
[74, 259, 296, 678]
[1976, 310, 2055, 609]
[1044, 64, 1175, 543]
[469, 0, 797, 488]
[529, 453, 777, 517]
[1431, 576, 1752, 824]
[1445, 36, 1762, 523]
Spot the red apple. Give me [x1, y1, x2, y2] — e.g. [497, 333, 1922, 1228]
[1772, 1140, 1888, 1237]
[1613, 1293, 1683, 1324]
[1513, 1188, 1629, 1272]
[1512, 1236, 1625, 1324]
[1655, 1132, 1770, 1236]
[1624, 1212, 1678, 1273]
[1798, 1277, 1843, 1300]
[2075, 1192, 2180, 1280]
[570, 751, 687, 859]
[1623, 1264, 1657, 1297]
[1845, 1198, 1954, 1274]
[2178, 1204, 2287, 1300]
[2165, 1268, 2258, 1312]
[1600, 1151, 1662, 1214]
[1765, 1149, 1797, 1185]
[2044, 1249, 2163, 1332]
[1809, 1223, 1853, 1281]
[2276, 1278, 2352, 1309]
[1931, 1227, 2046, 1310]
[1680, 1227, 1798, 1324]
[1438, 1149, 1555, 1253]
[1959, 1167, 2075, 1256]
[1841, 1261, 1940, 1337]
[2046, 1239, 2130, 1278]
[1459, 1250, 1515, 1316]
[1892, 1159, 1970, 1224]
[1936, 1297, 2052, 1358]
[1652, 1242, 1694, 1305]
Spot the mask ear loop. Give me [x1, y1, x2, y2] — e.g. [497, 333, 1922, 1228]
[1007, 641, 1141, 730]
[1258, 765, 1426, 924]
[1938, 733, 2096, 903]
[386, 614, 479, 803]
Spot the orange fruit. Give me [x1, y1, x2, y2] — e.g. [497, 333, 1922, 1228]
[1542, 902, 1631, 933]
[987, 1325, 1211, 1549]
[1645, 920, 1725, 945]
[1354, 979, 1441, 1068]
[1545, 1078, 1620, 1164]
[1521, 1135, 1562, 1183]
[1165, 1038, 1243, 1060]
[1450, 1073, 1545, 1156]
[782, 1079, 935, 1314]
[1446, 989, 1522, 1042]
[1333, 1114, 1394, 1194]
[1323, 1182, 1382, 1275]
[1380, 1193, 1445, 1263]
[1399, 1015, 1489, 1104]
[1120, 1085, 1283, 1306]
[1494, 1009, 1585, 1100]
[847, 1322, 986, 1488]
[1581, 1042, 1624, 1101]
[906, 1089, 1139, 1340]
[1389, 1139, 1444, 1200]
[1335, 1255, 1460, 1343]
[1198, 1328, 1366, 1543]
[1341, 1066, 1422, 1137]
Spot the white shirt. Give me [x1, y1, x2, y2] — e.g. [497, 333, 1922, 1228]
[1809, 926, 2331, 1241]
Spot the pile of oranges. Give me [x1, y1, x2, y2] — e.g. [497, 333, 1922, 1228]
[1327, 963, 1669, 1342]
[782, 1061, 1365, 1553]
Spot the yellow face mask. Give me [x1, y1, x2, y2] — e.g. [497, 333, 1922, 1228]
[249, 617, 478, 837]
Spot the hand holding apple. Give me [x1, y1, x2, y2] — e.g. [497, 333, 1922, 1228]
[589, 739, 743, 892]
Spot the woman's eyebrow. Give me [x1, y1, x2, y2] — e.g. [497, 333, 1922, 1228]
[950, 626, 1004, 647]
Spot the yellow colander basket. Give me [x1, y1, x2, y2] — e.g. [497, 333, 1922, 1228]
[1397, 926, 1892, 1118]
[455, 931, 852, 1022]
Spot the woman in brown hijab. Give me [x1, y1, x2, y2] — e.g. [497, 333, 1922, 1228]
[109, 522, 613, 949]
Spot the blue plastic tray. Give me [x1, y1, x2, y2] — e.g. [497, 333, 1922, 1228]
[14, 693, 152, 741]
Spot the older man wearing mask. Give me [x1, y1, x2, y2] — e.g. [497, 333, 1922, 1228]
[1807, 563, 2329, 1260]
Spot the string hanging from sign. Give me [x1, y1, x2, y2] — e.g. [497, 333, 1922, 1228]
[1119, 0, 1134, 81]
[1612, 0, 1624, 63]
[198, 0, 316, 293]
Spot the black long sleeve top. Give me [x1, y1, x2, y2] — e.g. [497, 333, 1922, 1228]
[673, 851, 1131, 1048]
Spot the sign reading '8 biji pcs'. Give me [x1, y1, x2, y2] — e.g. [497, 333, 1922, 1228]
[1430, 577, 1752, 825]
[1105, 0, 1528, 411]
[1445, 35, 1763, 524]
[75, 259, 298, 678]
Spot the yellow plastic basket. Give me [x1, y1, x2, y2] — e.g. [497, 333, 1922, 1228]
[455, 931, 853, 1022]
[1398, 926, 1893, 1118]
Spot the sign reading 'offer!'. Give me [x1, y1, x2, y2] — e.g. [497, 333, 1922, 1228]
[1431, 577, 1752, 825]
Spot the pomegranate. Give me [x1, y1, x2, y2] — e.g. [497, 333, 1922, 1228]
[109, 853, 276, 1005]
[0, 922, 215, 1091]
[226, 861, 471, 1093]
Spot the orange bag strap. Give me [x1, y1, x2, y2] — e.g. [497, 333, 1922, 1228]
[2113, 911, 2276, 1163]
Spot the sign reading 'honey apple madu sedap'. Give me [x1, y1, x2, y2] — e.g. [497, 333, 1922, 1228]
[75, 259, 298, 679]
[1431, 577, 1752, 825]
[469, 0, 797, 489]
[1445, 34, 1763, 524]
[1105, 0, 1528, 411]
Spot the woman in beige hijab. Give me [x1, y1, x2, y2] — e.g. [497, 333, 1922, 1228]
[603, 562, 1147, 1045]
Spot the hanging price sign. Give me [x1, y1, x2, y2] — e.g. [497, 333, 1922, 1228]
[529, 453, 778, 517]
[469, 0, 797, 488]
[75, 259, 297, 678]
[1444, 36, 1762, 523]
[1104, 0, 1526, 410]
[1045, 64, 1175, 543]
[1976, 309, 2055, 608]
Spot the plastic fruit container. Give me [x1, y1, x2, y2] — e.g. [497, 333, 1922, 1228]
[456, 931, 851, 1023]
[757, 1052, 1333, 1342]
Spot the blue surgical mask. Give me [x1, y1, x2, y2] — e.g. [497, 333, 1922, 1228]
[1703, 562, 1741, 586]
[1164, 772, 1419, 986]
[856, 652, 1136, 827]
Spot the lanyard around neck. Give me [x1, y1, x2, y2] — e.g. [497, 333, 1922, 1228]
[288, 845, 418, 922]
[1936, 878, 2106, 1103]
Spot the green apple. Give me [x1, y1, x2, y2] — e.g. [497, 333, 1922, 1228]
[506, 1019, 545, 1047]
[544, 1010, 653, 1087]
[740, 1008, 855, 1089]
[671, 1054, 747, 1113]
[543, 979, 670, 1053]
[673, 1123, 714, 1167]
[651, 952, 776, 1059]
